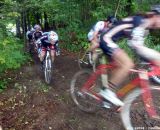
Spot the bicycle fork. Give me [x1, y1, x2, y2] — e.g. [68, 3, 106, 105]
[46, 51, 51, 69]
[99, 55, 109, 88]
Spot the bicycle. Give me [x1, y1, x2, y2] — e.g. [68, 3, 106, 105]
[42, 47, 52, 84]
[70, 49, 160, 130]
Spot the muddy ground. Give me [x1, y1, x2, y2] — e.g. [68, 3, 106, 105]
[0, 50, 125, 130]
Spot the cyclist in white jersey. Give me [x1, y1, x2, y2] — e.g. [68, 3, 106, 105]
[87, 16, 117, 63]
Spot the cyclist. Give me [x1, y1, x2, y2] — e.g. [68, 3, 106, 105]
[26, 27, 35, 53]
[32, 24, 43, 41]
[87, 16, 117, 64]
[26, 27, 35, 42]
[99, 5, 160, 107]
[36, 31, 60, 64]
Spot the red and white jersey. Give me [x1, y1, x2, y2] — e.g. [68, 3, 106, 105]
[88, 21, 108, 41]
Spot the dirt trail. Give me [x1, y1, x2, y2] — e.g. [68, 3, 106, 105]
[0, 50, 124, 130]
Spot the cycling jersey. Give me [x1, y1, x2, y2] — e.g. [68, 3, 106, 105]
[87, 21, 109, 41]
[38, 31, 58, 49]
[26, 28, 35, 41]
[33, 31, 43, 41]
[100, 16, 146, 57]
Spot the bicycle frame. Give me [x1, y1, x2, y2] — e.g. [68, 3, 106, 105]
[80, 63, 160, 118]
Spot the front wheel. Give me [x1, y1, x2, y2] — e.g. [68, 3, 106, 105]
[78, 50, 93, 69]
[44, 55, 52, 84]
[70, 69, 103, 113]
[121, 86, 160, 130]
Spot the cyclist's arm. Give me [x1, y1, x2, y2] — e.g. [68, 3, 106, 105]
[88, 31, 99, 51]
[89, 21, 105, 51]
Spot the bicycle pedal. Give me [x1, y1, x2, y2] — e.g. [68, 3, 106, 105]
[102, 101, 112, 109]
[77, 91, 84, 96]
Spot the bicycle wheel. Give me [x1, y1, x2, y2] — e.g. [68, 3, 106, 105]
[121, 86, 160, 130]
[78, 50, 93, 69]
[44, 54, 52, 84]
[70, 69, 102, 113]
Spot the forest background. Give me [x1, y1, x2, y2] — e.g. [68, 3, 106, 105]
[0, 0, 160, 90]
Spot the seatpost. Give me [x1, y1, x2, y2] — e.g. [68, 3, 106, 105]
[99, 55, 109, 88]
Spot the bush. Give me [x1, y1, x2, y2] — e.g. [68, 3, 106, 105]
[0, 36, 28, 73]
[58, 22, 89, 52]
[0, 31, 29, 91]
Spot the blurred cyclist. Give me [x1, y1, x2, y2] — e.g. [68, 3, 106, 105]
[99, 5, 160, 107]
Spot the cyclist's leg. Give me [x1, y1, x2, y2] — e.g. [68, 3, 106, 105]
[110, 49, 134, 86]
[135, 45, 160, 66]
[99, 38, 134, 106]
[39, 47, 46, 62]
[50, 45, 55, 62]
[100, 38, 134, 87]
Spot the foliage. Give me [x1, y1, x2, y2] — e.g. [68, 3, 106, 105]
[0, 29, 28, 91]
[0, 0, 160, 91]
[0, 36, 27, 73]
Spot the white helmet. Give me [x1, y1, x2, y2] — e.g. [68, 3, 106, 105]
[48, 31, 58, 42]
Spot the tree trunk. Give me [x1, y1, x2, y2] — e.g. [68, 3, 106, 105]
[44, 12, 49, 31]
[35, 12, 40, 24]
[21, 10, 27, 44]
[126, 0, 132, 15]
[27, 11, 31, 30]
[16, 16, 21, 38]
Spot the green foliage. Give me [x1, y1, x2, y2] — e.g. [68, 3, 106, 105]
[0, 28, 29, 91]
[0, 34, 28, 73]
[145, 34, 160, 52]
[118, 39, 136, 59]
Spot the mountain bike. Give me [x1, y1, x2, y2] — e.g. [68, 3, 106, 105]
[42, 47, 52, 84]
[70, 50, 160, 130]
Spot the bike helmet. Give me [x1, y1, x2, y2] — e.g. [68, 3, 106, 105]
[34, 24, 41, 31]
[151, 5, 160, 14]
[107, 16, 118, 24]
[48, 31, 58, 42]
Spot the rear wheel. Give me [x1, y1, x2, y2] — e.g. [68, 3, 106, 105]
[70, 69, 103, 113]
[121, 86, 160, 130]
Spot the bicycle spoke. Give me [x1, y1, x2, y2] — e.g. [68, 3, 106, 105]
[70, 69, 102, 113]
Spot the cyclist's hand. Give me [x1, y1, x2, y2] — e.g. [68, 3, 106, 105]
[36, 39, 41, 45]
[56, 50, 60, 56]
